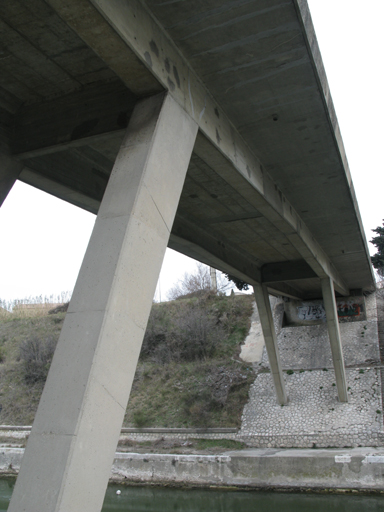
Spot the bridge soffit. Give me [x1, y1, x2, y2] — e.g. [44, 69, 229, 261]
[33, 0, 348, 296]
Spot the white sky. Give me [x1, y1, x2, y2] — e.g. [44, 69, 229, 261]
[1, 1, 383, 303]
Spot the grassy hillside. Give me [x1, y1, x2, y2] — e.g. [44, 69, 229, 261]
[0, 294, 254, 427]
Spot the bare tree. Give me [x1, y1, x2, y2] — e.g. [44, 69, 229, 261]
[167, 263, 230, 300]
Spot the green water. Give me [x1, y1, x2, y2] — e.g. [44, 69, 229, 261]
[1, 480, 384, 511]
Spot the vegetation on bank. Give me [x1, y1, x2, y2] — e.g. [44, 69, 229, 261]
[0, 293, 254, 427]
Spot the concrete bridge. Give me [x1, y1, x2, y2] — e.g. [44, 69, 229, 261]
[0, 0, 375, 510]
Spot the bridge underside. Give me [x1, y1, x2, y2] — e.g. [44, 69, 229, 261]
[0, 0, 374, 299]
[0, 1, 375, 511]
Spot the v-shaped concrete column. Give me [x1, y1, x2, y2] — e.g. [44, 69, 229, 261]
[253, 283, 287, 405]
[321, 277, 348, 402]
[9, 93, 198, 512]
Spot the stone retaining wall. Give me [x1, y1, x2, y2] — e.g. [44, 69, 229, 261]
[238, 292, 384, 448]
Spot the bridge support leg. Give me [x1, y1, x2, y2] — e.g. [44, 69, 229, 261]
[253, 283, 288, 405]
[321, 277, 348, 402]
[8, 92, 198, 512]
[0, 152, 23, 207]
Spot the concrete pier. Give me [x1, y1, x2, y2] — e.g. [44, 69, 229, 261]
[321, 277, 348, 402]
[8, 93, 198, 512]
[253, 283, 287, 405]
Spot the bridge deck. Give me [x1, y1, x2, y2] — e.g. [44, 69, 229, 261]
[0, 0, 374, 298]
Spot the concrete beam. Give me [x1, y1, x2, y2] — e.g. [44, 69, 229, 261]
[253, 283, 288, 405]
[12, 81, 136, 159]
[321, 277, 348, 403]
[170, 216, 261, 285]
[46, 0, 349, 296]
[262, 260, 317, 283]
[8, 92, 198, 512]
[194, 135, 349, 296]
[19, 166, 101, 215]
[0, 150, 23, 207]
[266, 284, 304, 301]
[294, 0, 374, 287]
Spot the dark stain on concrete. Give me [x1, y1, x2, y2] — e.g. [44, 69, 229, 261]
[297, 125, 307, 131]
[167, 77, 175, 91]
[211, 193, 218, 199]
[216, 128, 221, 145]
[348, 458, 363, 474]
[189, 194, 198, 199]
[214, 107, 220, 118]
[150, 40, 159, 57]
[71, 118, 98, 140]
[173, 66, 180, 88]
[164, 58, 171, 73]
[144, 51, 152, 67]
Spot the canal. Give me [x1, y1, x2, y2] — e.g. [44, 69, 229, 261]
[1, 480, 384, 511]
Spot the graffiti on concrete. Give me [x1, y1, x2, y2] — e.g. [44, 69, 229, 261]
[297, 300, 362, 321]
[337, 300, 361, 317]
[297, 304, 326, 321]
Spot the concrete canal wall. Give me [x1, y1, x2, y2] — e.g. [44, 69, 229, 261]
[2, 446, 384, 492]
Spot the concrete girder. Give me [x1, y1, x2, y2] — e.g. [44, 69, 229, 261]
[8, 92, 198, 512]
[194, 135, 349, 296]
[321, 277, 348, 403]
[261, 260, 317, 284]
[42, 0, 349, 296]
[253, 283, 288, 405]
[12, 81, 137, 159]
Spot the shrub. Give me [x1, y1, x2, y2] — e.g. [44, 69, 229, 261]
[133, 410, 150, 428]
[171, 306, 222, 361]
[19, 335, 57, 384]
[141, 300, 224, 363]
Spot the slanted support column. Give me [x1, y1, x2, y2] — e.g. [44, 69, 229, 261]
[0, 152, 23, 207]
[8, 92, 198, 512]
[321, 277, 348, 403]
[253, 283, 287, 405]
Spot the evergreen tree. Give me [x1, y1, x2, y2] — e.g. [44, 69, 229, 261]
[224, 274, 249, 291]
[371, 221, 384, 276]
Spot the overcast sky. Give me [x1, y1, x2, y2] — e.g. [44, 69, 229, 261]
[1, 1, 383, 304]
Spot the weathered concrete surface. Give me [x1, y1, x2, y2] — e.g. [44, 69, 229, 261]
[3, 447, 384, 492]
[8, 93, 198, 512]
